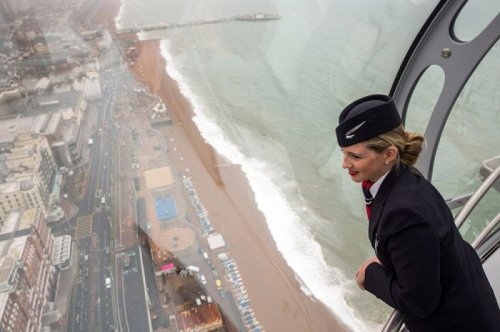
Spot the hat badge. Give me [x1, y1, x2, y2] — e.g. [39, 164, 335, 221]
[345, 121, 366, 139]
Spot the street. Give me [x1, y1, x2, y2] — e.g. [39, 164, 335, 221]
[53, 47, 151, 332]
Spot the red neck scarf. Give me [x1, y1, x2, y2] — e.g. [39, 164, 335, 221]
[362, 180, 374, 219]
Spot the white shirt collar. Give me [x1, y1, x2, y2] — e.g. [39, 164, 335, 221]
[370, 170, 390, 198]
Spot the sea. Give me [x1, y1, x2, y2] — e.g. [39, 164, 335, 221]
[114, 1, 500, 331]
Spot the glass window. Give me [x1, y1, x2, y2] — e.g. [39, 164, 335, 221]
[3, 1, 484, 332]
[453, 0, 500, 42]
[459, 187, 500, 244]
[404, 65, 445, 135]
[433, 40, 500, 200]
[113, 0, 438, 330]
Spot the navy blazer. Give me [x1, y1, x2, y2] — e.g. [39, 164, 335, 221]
[364, 164, 500, 331]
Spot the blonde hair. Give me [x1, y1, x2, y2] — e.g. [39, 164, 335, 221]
[364, 124, 425, 167]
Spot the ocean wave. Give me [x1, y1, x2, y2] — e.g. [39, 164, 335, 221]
[159, 38, 377, 332]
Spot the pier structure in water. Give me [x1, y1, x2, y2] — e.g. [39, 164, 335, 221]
[117, 13, 281, 34]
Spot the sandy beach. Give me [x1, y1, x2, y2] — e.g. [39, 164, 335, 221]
[97, 1, 349, 331]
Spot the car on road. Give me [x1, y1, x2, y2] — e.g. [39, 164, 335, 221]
[105, 277, 111, 288]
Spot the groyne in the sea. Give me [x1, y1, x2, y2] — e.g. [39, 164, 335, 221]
[117, 13, 280, 34]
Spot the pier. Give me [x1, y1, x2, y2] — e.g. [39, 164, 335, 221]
[117, 13, 280, 34]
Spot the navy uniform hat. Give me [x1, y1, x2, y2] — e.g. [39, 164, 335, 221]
[335, 94, 402, 147]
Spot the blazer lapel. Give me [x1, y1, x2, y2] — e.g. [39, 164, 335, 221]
[368, 164, 408, 248]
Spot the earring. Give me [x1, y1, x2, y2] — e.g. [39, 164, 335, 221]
[385, 161, 388, 165]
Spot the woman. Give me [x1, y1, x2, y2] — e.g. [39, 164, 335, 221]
[335, 94, 500, 331]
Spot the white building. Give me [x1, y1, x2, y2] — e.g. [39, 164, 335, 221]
[72, 71, 102, 100]
[51, 235, 72, 271]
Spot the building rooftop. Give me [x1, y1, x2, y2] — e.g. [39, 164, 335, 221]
[0, 236, 28, 285]
[33, 91, 81, 109]
[175, 303, 224, 331]
[0, 174, 34, 194]
[0, 111, 62, 144]
[0, 181, 21, 194]
[41, 112, 61, 135]
[51, 235, 71, 266]
[1, 208, 36, 234]
[0, 117, 36, 144]
[62, 121, 77, 141]
[207, 233, 226, 251]
[0, 235, 28, 316]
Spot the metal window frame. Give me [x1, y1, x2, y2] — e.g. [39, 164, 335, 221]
[390, 0, 500, 181]
[382, 1, 500, 330]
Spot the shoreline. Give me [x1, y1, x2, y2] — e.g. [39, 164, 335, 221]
[97, 1, 349, 331]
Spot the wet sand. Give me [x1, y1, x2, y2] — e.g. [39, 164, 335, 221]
[97, 1, 348, 331]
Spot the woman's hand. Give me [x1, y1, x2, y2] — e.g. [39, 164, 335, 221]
[356, 256, 382, 290]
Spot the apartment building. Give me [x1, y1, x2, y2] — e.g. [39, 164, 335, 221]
[0, 175, 48, 223]
[0, 208, 57, 332]
[0, 129, 58, 223]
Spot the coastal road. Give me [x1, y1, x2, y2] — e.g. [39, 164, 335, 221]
[62, 43, 153, 332]
[63, 65, 122, 332]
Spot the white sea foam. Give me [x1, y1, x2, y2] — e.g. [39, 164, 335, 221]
[159, 39, 378, 332]
[114, 0, 126, 31]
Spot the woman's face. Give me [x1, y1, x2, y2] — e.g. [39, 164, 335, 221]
[341, 142, 391, 183]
